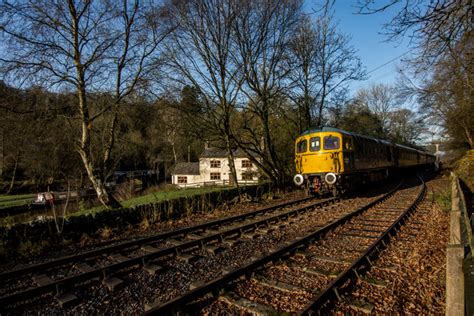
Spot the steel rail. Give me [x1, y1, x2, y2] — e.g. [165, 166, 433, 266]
[299, 176, 425, 315]
[144, 181, 404, 315]
[0, 196, 318, 282]
[0, 197, 335, 306]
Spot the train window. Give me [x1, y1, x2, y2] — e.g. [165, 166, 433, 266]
[344, 137, 352, 150]
[309, 137, 320, 152]
[323, 136, 340, 150]
[296, 139, 307, 153]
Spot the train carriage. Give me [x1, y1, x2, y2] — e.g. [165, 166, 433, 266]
[293, 127, 435, 195]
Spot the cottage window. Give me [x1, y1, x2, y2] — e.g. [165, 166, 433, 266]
[177, 176, 187, 184]
[210, 160, 221, 168]
[242, 159, 252, 168]
[210, 172, 221, 180]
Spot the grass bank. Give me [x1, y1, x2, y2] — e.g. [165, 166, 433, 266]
[72, 185, 235, 218]
[0, 193, 35, 210]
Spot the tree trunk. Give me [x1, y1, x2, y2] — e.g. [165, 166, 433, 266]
[464, 125, 473, 149]
[76, 99, 121, 209]
[78, 149, 121, 208]
[7, 148, 20, 194]
[171, 143, 177, 164]
[317, 87, 326, 127]
[225, 133, 239, 191]
[261, 104, 285, 187]
[302, 81, 312, 131]
[302, 99, 312, 131]
[70, 3, 121, 209]
[0, 129, 4, 179]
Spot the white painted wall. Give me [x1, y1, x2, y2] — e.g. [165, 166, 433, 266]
[171, 174, 202, 188]
[172, 157, 260, 187]
[234, 158, 259, 183]
[200, 158, 229, 182]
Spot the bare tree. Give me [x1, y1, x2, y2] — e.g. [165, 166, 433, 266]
[337, 99, 384, 138]
[355, 83, 397, 133]
[357, 0, 473, 68]
[371, 0, 474, 148]
[0, 1, 172, 207]
[289, 16, 318, 132]
[232, 0, 302, 186]
[413, 43, 473, 148]
[387, 108, 426, 146]
[166, 0, 244, 188]
[290, 11, 366, 128]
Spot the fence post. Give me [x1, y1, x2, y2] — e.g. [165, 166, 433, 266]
[446, 172, 465, 316]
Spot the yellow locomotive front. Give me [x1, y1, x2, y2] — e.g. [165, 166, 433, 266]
[294, 128, 347, 195]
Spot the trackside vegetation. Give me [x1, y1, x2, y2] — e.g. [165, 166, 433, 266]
[0, 184, 272, 258]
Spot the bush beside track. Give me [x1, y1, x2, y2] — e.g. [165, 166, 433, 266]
[453, 149, 474, 192]
[0, 184, 272, 259]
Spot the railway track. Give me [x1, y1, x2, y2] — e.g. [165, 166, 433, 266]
[0, 195, 333, 309]
[144, 176, 425, 315]
[331, 181, 445, 314]
[0, 180, 400, 313]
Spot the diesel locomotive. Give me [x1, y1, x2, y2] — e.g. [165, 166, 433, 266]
[293, 127, 435, 195]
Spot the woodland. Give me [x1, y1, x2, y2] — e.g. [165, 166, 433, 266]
[0, 0, 472, 208]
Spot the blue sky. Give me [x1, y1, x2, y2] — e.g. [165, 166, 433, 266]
[305, 1, 414, 94]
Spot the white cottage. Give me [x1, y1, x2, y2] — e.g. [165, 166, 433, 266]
[171, 147, 260, 187]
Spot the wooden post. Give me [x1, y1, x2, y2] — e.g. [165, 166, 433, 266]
[446, 172, 465, 316]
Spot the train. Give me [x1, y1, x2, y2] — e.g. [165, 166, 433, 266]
[293, 127, 436, 195]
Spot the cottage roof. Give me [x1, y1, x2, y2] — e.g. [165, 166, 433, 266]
[172, 162, 200, 175]
[200, 147, 228, 158]
[200, 147, 255, 159]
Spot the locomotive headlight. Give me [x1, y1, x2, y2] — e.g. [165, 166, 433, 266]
[293, 174, 304, 186]
[324, 172, 337, 185]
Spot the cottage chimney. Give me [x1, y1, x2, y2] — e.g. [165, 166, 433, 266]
[205, 141, 209, 149]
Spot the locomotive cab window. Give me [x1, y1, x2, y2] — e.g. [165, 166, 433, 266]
[309, 137, 320, 152]
[323, 136, 340, 150]
[296, 139, 307, 153]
